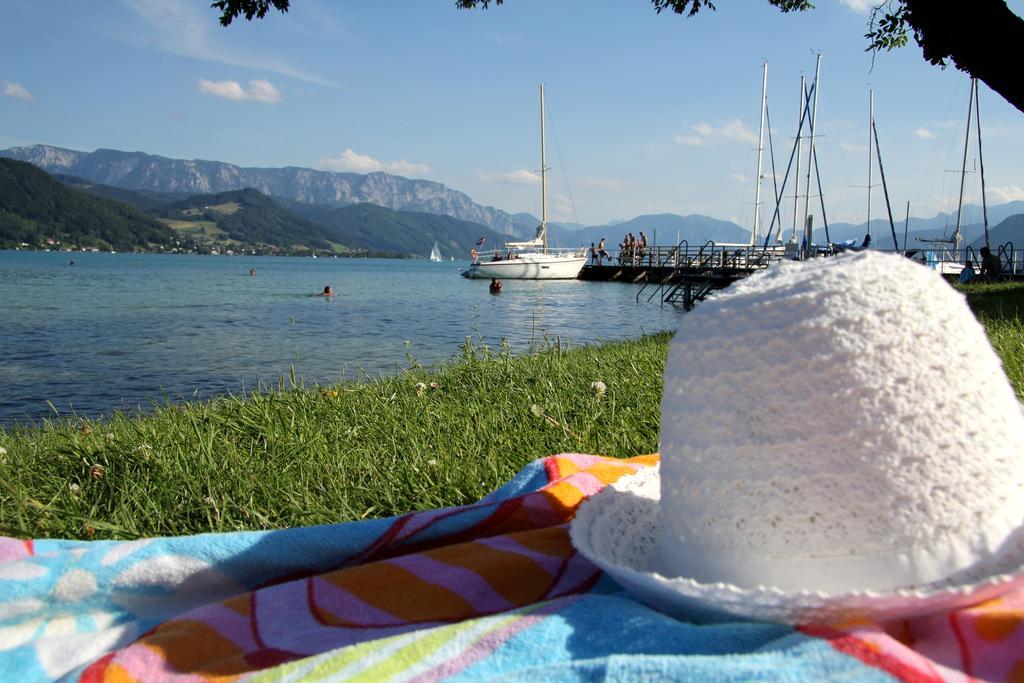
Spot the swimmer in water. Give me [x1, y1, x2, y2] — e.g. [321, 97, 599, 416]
[321, 285, 334, 296]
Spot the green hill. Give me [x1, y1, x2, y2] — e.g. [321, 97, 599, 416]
[969, 214, 1024, 251]
[278, 200, 509, 258]
[55, 174, 189, 211]
[0, 158, 179, 251]
[152, 188, 341, 254]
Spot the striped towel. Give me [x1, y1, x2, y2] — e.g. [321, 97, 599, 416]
[1, 454, 1022, 681]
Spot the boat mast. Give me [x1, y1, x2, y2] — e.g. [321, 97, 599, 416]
[751, 62, 768, 248]
[540, 83, 548, 254]
[953, 78, 975, 252]
[791, 75, 804, 241]
[974, 79, 990, 249]
[802, 54, 822, 247]
[903, 201, 910, 256]
[867, 89, 873, 238]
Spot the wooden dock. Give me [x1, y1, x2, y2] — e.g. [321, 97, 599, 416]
[578, 240, 1024, 309]
[577, 242, 785, 308]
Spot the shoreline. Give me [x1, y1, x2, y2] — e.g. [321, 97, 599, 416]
[1, 282, 1020, 541]
[0, 333, 671, 540]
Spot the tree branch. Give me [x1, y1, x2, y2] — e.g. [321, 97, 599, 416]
[211, 0, 289, 26]
[869, 0, 1024, 114]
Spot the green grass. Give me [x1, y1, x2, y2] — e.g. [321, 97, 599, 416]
[957, 281, 1024, 400]
[0, 334, 668, 541]
[183, 201, 241, 216]
[2, 281, 1021, 542]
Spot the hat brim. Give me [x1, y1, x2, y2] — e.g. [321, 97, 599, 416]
[569, 465, 1024, 624]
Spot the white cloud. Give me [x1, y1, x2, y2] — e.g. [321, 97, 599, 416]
[674, 118, 757, 146]
[719, 119, 759, 144]
[693, 123, 713, 137]
[3, 81, 34, 102]
[839, 141, 868, 154]
[840, 0, 874, 12]
[118, 0, 337, 89]
[989, 185, 1024, 203]
[549, 192, 575, 221]
[198, 80, 245, 100]
[914, 128, 936, 139]
[479, 170, 541, 185]
[729, 173, 747, 183]
[320, 149, 430, 176]
[246, 80, 282, 104]
[674, 135, 708, 147]
[386, 159, 432, 176]
[197, 79, 281, 104]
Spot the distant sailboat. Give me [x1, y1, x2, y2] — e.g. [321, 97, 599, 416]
[429, 242, 442, 262]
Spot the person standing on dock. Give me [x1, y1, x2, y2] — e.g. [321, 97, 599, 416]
[598, 238, 610, 265]
[589, 243, 598, 265]
[639, 231, 648, 264]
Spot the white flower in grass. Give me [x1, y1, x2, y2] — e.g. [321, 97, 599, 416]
[590, 380, 607, 397]
[0, 445, 6, 463]
[415, 382, 427, 397]
[427, 459, 438, 467]
[69, 483, 80, 495]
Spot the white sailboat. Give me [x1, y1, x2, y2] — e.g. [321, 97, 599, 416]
[915, 78, 982, 276]
[462, 84, 586, 280]
[429, 241, 442, 262]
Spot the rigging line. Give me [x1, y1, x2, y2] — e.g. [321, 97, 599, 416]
[871, 118, 899, 251]
[974, 79, 990, 248]
[764, 105, 783, 241]
[812, 143, 831, 245]
[761, 82, 814, 253]
[545, 101, 581, 231]
[953, 78, 975, 245]
[930, 75, 970, 229]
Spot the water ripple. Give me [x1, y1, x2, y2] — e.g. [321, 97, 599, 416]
[0, 252, 685, 424]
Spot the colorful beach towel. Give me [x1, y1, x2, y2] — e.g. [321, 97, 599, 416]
[1, 454, 1022, 682]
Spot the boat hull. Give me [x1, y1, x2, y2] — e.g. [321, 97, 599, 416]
[462, 254, 586, 280]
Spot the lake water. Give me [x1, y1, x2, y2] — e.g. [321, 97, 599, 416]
[0, 251, 685, 425]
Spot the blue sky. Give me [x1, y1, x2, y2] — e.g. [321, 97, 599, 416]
[2, 0, 1023, 229]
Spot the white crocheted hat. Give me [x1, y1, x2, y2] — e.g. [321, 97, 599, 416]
[571, 251, 1024, 623]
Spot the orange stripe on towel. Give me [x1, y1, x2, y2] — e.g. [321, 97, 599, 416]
[140, 620, 248, 679]
[323, 561, 476, 624]
[426, 528, 571, 605]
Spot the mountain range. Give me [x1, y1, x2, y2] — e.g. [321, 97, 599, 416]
[0, 144, 534, 237]
[3, 143, 1021, 257]
[812, 201, 1024, 251]
[5, 165, 512, 257]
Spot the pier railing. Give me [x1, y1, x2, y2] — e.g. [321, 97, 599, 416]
[901, 242, 1023, 277]
[621, 240, 1023, 308]
[610, 242, 785, 270]
[632, 241, 786, 305]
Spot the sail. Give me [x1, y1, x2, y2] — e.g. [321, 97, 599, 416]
[430, 242, 442, 262]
